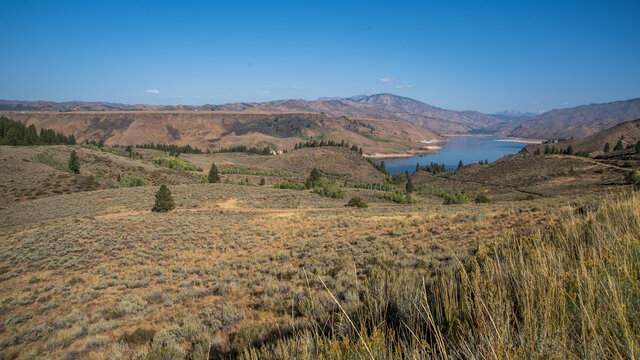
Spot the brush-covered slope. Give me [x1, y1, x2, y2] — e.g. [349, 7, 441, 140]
[522, 119, 640, 155]
[508, 98, 640, 139]
[208, 93, 505, 134]
[0, 111, 442, 156]
[0, 94, 507, 135]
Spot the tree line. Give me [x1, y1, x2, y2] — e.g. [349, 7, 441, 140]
[135, 143, 204, 154]
[294, 139, 363, 155]
[0, 116, 76, 146]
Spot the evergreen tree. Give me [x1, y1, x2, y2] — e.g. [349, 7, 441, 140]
[207, 162, 220, 183]
[406, 176, 414, 193]
[4, 127, 19, 145]
[152, 185, 175, 212]
[415, 162, 420, 173]
[635, 141, 640, 153]
[604, 142, 611, 153]
[614, 140, 624, 151]
[68, 150, 80, 174]
[566, 145, 574, 155]
[24, 124, 38, 145]
[458, 160, 464, 169]
[305, 168, 322, 189]
[259, 177, 265, 186]
[484, 159, 488, 164]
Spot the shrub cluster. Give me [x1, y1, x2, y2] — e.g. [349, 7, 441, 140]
[375, 190, 416, 204]
[153, 156, 201, 171]
[273, 181, 306, 190]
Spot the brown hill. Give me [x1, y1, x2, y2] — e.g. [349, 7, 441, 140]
[430, 153, 627, 199]
[508, 98, 640, 139]
[0, 94, 507, 135]
[207, 94, 506, 134]
[0, 111, 443, 156]
[522, 119, 640, 156]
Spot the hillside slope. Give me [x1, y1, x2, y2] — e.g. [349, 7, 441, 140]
[522, 119, 640, 155]
[508, 98, 640, 139]
[0, 94, 507, 135]
[1, 111, 442, 156]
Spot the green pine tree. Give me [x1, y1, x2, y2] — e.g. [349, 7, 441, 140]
[305, 168, 322, 189]
[635, 141, 640, 153]
[604, 142, 611, 153]
[566, 145, 574, 155]
[614, 140, 624, 151]
[208, 162, 220, 183]
[24, 125, 38, 145]
[152, 185, 175, 212]
[406, 177, 414, 194]
[458, 160, 464, 169]
[259, 177, 265, 186]
[68, 150, 80, 174]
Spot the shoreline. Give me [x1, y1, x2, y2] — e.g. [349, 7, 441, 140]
[494, 138, 544, 144]
[365, 149, 437, 159]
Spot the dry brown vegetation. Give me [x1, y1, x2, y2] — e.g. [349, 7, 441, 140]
[0, 111, 441, 157]
[0, 142, 638, 359]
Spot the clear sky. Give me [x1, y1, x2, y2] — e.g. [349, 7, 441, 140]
[1, 0, 638, 113]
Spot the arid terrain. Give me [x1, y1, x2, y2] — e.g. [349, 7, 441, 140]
[0, 111, 442, 157]
[1, 115, 638, 359]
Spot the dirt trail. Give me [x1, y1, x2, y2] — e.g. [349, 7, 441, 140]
[94, 198, 344, 219]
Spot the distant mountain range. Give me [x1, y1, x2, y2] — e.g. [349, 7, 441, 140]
[508, 98, 640, 139]
[492, 109, 540, 119]
[2, 95, 639, 140]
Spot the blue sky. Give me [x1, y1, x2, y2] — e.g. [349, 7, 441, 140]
[0, 0, 638, 113]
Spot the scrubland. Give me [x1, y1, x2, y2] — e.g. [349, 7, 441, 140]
[0, 144, 638, 359]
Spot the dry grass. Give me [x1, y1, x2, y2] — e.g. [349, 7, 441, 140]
[242, 192, 640, 359]
[0, 144, 637, 359]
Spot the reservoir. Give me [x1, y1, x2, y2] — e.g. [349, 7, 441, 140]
[384, 136, 534, 175]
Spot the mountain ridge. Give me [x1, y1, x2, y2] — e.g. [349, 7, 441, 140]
[3, 95, 640, 140]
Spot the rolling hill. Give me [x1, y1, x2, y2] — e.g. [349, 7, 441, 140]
[0, 94, 508, 135]
[508, 98, 640, 139]
[4, 95, 640, 141]
[521, 119, 640, 156]
[0, 111, 443, 156]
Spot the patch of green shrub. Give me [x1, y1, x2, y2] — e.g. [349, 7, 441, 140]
[273, 181, 306, 190]
[376, 190, 416, 204]
[120, 175, 149, 187]
[475, 194, 491, 203]
[35, 152, 68, 172]
[312, 178, 345, 199]
[153, 156, 201, 171]
[346, 196, 368, 208]
[351, 182, 395, 191]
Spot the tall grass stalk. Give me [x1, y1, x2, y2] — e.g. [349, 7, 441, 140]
[241, 193, 640, 359]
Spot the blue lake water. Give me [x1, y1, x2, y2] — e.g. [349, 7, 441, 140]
[384, 136, 530, 175]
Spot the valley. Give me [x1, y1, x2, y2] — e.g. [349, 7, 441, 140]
[1, 116, 638, 358]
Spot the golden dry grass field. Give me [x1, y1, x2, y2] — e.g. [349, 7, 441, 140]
[0, 144, 637, 359]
